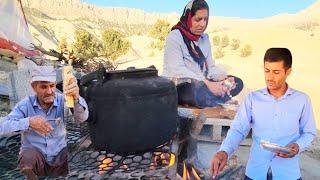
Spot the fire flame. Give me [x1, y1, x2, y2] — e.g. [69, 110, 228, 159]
[102, 158, 112, 164]
[99, 158, 113, 172]
[169, 153, 176, 167]
[182, 162, 201, 180]
[191, 167, 201, 180]
[183, 163, 190, 180]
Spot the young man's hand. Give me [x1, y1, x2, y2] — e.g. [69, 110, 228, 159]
[275, 143, 300, 158]
[29, 116, 53, 136]
[210, 151, 228, 179]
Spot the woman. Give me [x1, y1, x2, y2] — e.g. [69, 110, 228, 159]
[162, 0, 243, 108]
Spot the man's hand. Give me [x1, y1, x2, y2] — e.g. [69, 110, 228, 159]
[204, 80, 228, 97]
[275, 143, 299, 158]
[63, 77, 80, 100]
[211, 151, 228, 179]
[29, 116, 53, 136]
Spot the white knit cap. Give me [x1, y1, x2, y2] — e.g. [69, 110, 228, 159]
[31, 66, 56, 83]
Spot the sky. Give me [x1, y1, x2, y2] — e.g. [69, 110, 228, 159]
[82, 0, 317, 19]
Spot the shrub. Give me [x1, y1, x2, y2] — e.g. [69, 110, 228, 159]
[149, 19, 170, 50]
[295, 21, 319, 31]
[149, 19, 170, 41]
[57, 36, 67, 51]
[221, 35, 229, 48]
[213, 47, 225, 59]
[212, 35, 220, 46]
[101, 29, 131, 62]
[72, 29, 100, 64]
[230, 38, 240, 50]
[239, 45, 252, 57]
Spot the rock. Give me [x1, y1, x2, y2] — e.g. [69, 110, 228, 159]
[7, 70, 33, 108]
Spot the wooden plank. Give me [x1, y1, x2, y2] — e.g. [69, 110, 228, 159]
[205, 118, 233, 126]
[178, 105, 237, 120]
[212, 125, 222, 141]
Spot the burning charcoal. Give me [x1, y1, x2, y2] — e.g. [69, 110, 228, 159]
[99, 164, 108, 169]
[102, 158, 112, 164]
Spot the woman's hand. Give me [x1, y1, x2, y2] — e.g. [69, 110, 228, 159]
[204, 80, 228, 97]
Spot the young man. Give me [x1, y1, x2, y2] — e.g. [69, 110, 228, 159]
[210, 48, 316, 180]
[0, 66, 89, 179]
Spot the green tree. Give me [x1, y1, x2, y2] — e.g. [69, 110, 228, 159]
[221, 35, 229, 48]
[230, 38, 240, 50]
[149, 19, 170, 50]
[239, 44, 252, 57]
[72, 29, 100, 63]
[212, 35, 220, 46]
[101, 29, 131, 62]
[57, 36, 67, 51]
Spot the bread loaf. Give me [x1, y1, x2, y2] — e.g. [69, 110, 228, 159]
[63, 65, 74, 107]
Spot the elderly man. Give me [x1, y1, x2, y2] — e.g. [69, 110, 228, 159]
[0, 66, 88, 179]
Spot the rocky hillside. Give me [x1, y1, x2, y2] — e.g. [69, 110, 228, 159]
[23, 0, 179, 25]
[21, 0, 320, 50]
[21, 0, 180, 51]
[299, 0, 320, 18]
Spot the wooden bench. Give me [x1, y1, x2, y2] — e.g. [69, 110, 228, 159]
[178, 105, 251, 145]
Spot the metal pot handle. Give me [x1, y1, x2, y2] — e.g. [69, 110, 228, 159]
[80, 67, 107, 87]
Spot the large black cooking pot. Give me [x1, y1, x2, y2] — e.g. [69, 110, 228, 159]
[81, 66, 178, 153]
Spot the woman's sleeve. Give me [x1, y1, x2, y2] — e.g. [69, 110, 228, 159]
[163, 31, 205, 81]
